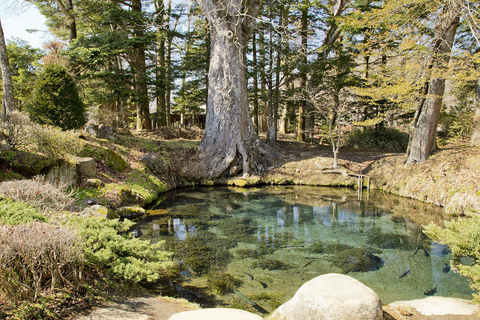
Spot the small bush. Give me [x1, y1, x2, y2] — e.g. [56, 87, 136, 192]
[0, 176, 75, 214]
[0, 222, 83, 305]
[343, 127, 409, 152]
[30, 124, 85, 161]
[438, 112, 473, 144]
[0, 111, 32, 150]
[0, 196, 46, 225]
[424, 216, 480, 302]
[68, 217, 172, 283]
[28, 64, 87, 130]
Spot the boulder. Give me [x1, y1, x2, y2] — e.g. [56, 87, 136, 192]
[268, 273, 383, 320]
[389, 297, 480, 317]
[86, 178, 104, 188]
[73, 156, 96, 177]
[81, 205, 117, 219]
[85, 123, 98, 136]
[46, 162, 77, 186]
[141, 153, 169, 175]
[97, 124, 116, 140]
[117, 206, 146, 219]
[169, 308, 262, 320]
[119, 188, 144, 206]
[85, 123, 116, 140]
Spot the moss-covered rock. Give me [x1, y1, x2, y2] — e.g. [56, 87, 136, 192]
[117, 206, 146, 219]
[86, 178, 104, 188]
[1, 150, 56, 177]
[79, 144, 128, 172]
[81, 204, 118, 219]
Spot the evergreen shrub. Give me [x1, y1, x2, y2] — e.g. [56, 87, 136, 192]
[424, 216, 480, 302]
[28, 64, 87, 130]
[68, 217, 172, 283]
[0, 196, 46, 225]
[343, 127, 409, 152]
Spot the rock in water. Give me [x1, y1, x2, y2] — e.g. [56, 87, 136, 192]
[268, 273, 383, 320]
[169, 308, 262, 320]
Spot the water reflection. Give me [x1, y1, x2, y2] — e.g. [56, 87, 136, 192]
[135, 186, 473, 311]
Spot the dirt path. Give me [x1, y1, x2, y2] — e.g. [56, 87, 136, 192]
[75, 296, 199, 320]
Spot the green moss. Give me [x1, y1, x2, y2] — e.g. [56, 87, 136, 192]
[79, 144, 128, 172]
[126, 170, 166, 205]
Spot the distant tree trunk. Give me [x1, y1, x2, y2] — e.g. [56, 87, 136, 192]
[472, 77, 480, 146]
[165, 0, 172, 128]
[406, 9, 460, 164]
[0, 18, 14, 115]
[252, 33, 260, 133]
[196, 0, 271, 179]
[267, 11, 276, 143]
[154, 0, 167, 126]
[132, 0, 151, 131]
[297, 0, 308, 142]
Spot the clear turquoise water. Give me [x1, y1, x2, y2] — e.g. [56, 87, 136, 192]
[134, 186, 473, 313]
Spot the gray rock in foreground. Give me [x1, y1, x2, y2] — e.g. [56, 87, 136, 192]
[268, 273, 383, 320]
[169, 308, 262, 320]
[390, 296, 480, 316]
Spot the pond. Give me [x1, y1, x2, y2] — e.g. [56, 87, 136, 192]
[134, 186, 473, 314]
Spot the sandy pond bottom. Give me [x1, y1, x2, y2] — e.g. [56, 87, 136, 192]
[134, 186, 473, 314]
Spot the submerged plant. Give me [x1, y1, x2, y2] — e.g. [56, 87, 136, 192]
[252, 259, 291, 270]
[207, 272, 243, 295]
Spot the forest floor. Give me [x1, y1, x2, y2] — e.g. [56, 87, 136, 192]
[71, 128, 480, 320]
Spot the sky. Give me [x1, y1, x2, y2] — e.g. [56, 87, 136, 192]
[0, 1, 50, 49]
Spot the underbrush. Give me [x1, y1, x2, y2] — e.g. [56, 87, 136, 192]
[0, 178, 173, 319]
[0, 176, 75, 214]
[343, 127, 409, 152]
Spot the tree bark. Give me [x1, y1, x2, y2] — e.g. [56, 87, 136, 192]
[0, 18, 15, 115]
[297, 0, 308, 142]
[154, 0, 167, 126]
[252, 33, 260, 133]
[132, 0, 152, 131]
[196, 0, 270, 179]
[472, 77, 480, 146]
[406, 8, 460, 164]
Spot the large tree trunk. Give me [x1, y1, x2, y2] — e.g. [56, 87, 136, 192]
[471, 77, 480, 146]
[196, 0, 270, 179]
[0, 18, 14, 115]
[406, 9, 460, 164]
[132, 0, 152, 131]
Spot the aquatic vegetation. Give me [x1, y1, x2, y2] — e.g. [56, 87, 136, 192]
[173, 231, 234, 274]
[219, 216, 256, 241]
[307, 241, 355, 254]
[329, 247, 383, 273]
[367, 233, 412, 249]
[252, 259, 291, 270]
[207, 272, 243, 295]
